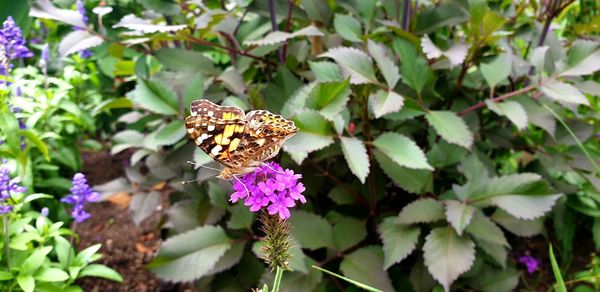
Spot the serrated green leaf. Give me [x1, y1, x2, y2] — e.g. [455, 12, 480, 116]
[373, 132, 433, 170]
[397, 198, 445, 224]
[292, 111, 335, 135]
[340, 246, 394, 292]
[289, 210, 333, 250]
[339, 136, 369, 183]
[370, 90, 404, 118]
[491, 194, 561, 220]
[368, 40, 400, 88]
[480, 53, 511, 88]
[375, 150, 432, 194]
[465, 210, 508, 247]
[244, 25, 323, 46]
[154, 121, 186, 146]
[486, 100, 528, 130]
[549, 245, 568, 292]
[561, 49, 600, 76]
[334, 14, 362, 42]
[127, 79, 179, 115]
[305, 80, 351, 119]
[308, 61, 342, 82]
[332, 217, 367, 251]
[319, 47, 377, 84]
[444, 200, 475, 236]
[207, 242, 245, 276]
[79, 264, 123, 282]
[393, 38, 431, 93]
[475, 239, 507, 268]
[378, 217, 420, 269]
[491, 210, 544, 237]
[423, 227, 475, 292]
[541, 79, 590, 105]
[426, 111, 473, 148]
[148, 226, 231, 282]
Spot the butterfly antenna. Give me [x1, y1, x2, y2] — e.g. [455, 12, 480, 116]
[261, 162, 285, 175]
[186, 160, 222, 172]
[182, 178, 201, 185]
[231, 174, 251, 198]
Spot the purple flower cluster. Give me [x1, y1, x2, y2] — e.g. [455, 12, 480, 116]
[519, 255, 539, 274]
[230, 162, 306, 219]
[61, 173, 99, 223]
[0, 16, 33, 60]
[74, 0, 91, 58]
[0, 165, 25, 214]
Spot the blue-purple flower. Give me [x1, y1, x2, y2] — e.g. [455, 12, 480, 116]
[61, 173, 99, 223]
[0, 165, 26, 215]
[0, 16, 33, 60]
[519, 255, 539, 274]
[72, 0, 92, 58]
[230, 162, 306, 219]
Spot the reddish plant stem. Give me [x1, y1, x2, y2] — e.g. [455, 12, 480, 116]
[458, 84, 537, 116]
[281, 0, 295, 61]
[183, 34, 277, 66]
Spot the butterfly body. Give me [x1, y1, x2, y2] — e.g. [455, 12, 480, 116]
[185, 99, 298, 179]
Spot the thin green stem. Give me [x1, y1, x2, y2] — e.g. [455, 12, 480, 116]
[67, 222, 78, 266]
[272, 266, 284, 292]
[3, 215, 9, 270]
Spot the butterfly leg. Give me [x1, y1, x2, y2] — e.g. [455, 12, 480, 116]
[260, 162, 285, 175]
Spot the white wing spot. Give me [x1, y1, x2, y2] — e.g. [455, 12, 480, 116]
[211, 144, 222, 156]
[207, 125, 215, 131]
[207, 111, 214, 117]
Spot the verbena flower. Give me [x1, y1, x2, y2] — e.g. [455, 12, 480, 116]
[519, 255, 539, 274]
[0, 165, 26, 215]
[259, 211, 292, 270]
[230, 162, 305, 220]
[0, 16, 33, 60]
[61, 173, 99, 223]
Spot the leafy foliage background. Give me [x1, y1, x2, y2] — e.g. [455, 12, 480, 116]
[13, 0, 600, 291]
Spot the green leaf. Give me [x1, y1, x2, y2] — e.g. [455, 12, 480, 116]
[375, 150, 432, 194]
[302, 0, 332, 23]
[20, 129, 50, 160]
[0, 271, 13, 280]
[373, 132, 433, 170]
[22, 246, 52, 273]
[227, 205, 254, 230]
[541, 79, 590, 105]
[370, 90, 404, 118]
[289, 210, 333, 250]
[305, 80, 351, 119]
[74, 244, 101, 265]
[368, 40, 400, 88]
[283, 132, 334, 162]
[486, 101, 528, 130]
[80, 264, 123, 282]
[339, 246, 394, 292]
[54, 236, 74, 267]
[129, 191, 160, 225]
[415, 1, 469, 34]
[491, 210, 544, 237]
[319, 47, 378, 84]
[378, 217, 420, 269]
[593, 219, 600, 250]
[549, 245, 567, 292]
[560, 49, 600, 76]
[207, 242, 245, 276]
[183, 73, 205, 108]
[396, 198, 445, 224]
[148, 225, 231, 282]
[491, 194, 561, 220]
[423, 227, 475, 291]
[393, 38, 431, 93]
[312, 265, 381, 292]
[263, 66, 302, 112]
[308, 61, 342, 82]
[17, 275, 34, 292]
[245, 25, 323, 46]
[0, 110, 20, 151]
[154, 48, 219, 75]
[332, 217, 367, 251]
[127, 79, 179, 115]
[292, 111, 335, 136]
[334, 14, 362, 42]
[154, 121, 186, 146]
[480, 53, 511, 88]
[476, 239, 507, 268]
[470, 266, 520, 292]
[339, 136, 370, 183]
[140, 0, 180, 15]
[426, 111, 473, 148]
[113, 14, 187, 33]
[444, 200, 475, 236]
[58, 30, 103, 58]
[465, 210, 508, 247]
[35, 268, 69, 282]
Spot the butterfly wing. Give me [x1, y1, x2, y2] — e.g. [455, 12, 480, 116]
[190, 99, 245, 120]
[241, 110, 298, 163]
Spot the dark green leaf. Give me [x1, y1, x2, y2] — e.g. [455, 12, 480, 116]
[154, 48, 218, 74]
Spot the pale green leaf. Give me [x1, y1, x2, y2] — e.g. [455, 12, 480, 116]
[373, 132, 433, 170]
[289, 210, 333, 250]
[17, 275, 34, 292]
[22, 246, 52, 273]
[30, 0, 86, 27]
[397, 198, 445, 224]
[340, 246, 395, 292]
[480, 53, 511, 88]
[34, 268, 69, 282]
[126, 79, 179, 115]
[148, 225, 231, 282]
[308, 61, 342, 82]
[370, 90, 404, 118]
[206, 242, 245, 276]
[423, 227, 475, 292]
[378, 217, 420, 269]
[245, 25, 323, 46]
[541, 79, 590, 105]
[334, 14, 362, 42]
[426, 111, 473, 148]
[491, 194, 561, 220]
[319, 47, 378, 84]
[368, 40, 400, 88]
[154, 48, 218, 74]
[305, 80, 351, 119]
[154, 121, 186, 146]
[339, 136, 369, 183]
[560, 50, 600, 76]
[529, 46, 549, 71]
[485, 100, 528, 130]
[491, 210, 544, 237]
[374, 150, 432, 194]
[444, 200, 475, 236]
[80, 264, 123, 282]
[465, 210, 508, 247]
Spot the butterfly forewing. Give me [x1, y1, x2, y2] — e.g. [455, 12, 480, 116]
[190, 99, 245, 120]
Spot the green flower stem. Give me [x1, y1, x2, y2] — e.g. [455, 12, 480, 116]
[272, 266, 284, 292]
[3, 215, 9, 270]
[67, 221, 78, 265]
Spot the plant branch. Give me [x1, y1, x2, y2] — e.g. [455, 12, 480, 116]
[183, 34, 277, 67]
[402, 0, 411, 31]
[281, 0, 295, 61]
[361, 92, 376, 215]
[458, 84, 537, 116]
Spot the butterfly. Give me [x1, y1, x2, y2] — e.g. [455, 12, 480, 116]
[184, 99, 298, 179]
